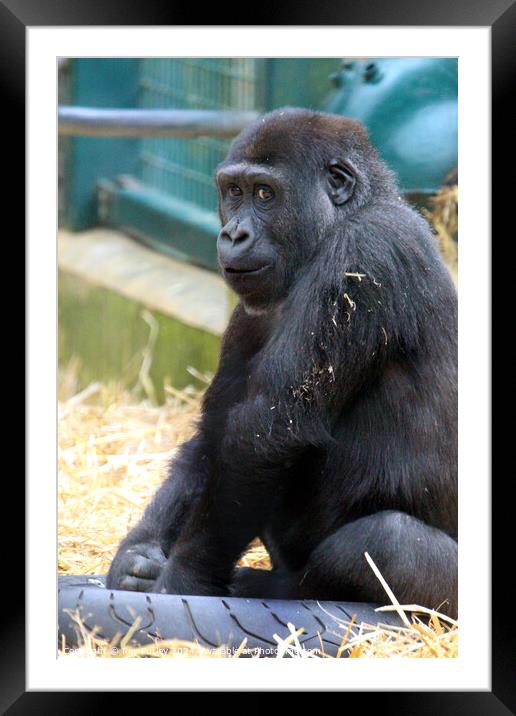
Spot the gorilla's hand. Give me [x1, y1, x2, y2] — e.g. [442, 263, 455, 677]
[106, 542, 167, 592]
[151, 556, 229, 596]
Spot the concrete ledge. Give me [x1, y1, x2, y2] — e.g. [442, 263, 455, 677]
[58, 228, 228, 336]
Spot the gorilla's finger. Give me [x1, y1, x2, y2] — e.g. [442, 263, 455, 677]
[119, 575, 156, 592]
[130, 555, 164, 580]
[143, 544, 168, 565]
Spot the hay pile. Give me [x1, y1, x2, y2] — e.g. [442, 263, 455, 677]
[425, 183, 458, 284]
[58, 366, 457, 658]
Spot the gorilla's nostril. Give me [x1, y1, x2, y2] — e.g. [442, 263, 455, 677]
[231, 230, 250, 243]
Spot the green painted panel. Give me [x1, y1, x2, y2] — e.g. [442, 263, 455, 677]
[64, 59, 141, 230]
[58, 270, 221, 403]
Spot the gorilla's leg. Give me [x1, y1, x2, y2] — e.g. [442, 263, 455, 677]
[231, 511, 458, 618]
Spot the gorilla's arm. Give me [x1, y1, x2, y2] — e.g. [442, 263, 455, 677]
[105, 436, 210, 590]
[106, 312, 256, 592]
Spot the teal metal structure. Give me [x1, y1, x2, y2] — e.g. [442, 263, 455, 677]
[325, 58, 458, 195]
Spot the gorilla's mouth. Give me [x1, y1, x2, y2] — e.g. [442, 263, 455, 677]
[224, 265, 270, 276]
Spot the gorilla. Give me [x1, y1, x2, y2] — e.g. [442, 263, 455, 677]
[107, 108, 458, 617]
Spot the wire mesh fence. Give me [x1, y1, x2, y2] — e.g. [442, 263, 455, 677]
[138, 59, 266, 211]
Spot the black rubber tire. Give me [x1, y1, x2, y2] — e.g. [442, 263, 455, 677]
[58, 574, 401, 657]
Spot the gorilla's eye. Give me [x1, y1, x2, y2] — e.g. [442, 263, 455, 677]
[228, 184, 243, 198]
[255, 185, 274, 202]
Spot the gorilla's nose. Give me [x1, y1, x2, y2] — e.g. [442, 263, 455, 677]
[219, 217, 253, 244]
[217, 219, 256, 267]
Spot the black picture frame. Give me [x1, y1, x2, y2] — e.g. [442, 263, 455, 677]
[9, 0, 507, 710]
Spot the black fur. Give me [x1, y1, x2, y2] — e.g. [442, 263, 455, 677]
[107, 108, 458, 617]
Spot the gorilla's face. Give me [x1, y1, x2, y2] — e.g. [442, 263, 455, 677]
[216, 114, 357, 314]
[216, 162, 289, 313]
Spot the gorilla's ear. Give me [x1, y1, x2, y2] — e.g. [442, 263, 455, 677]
[327, 160, 356, 205]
